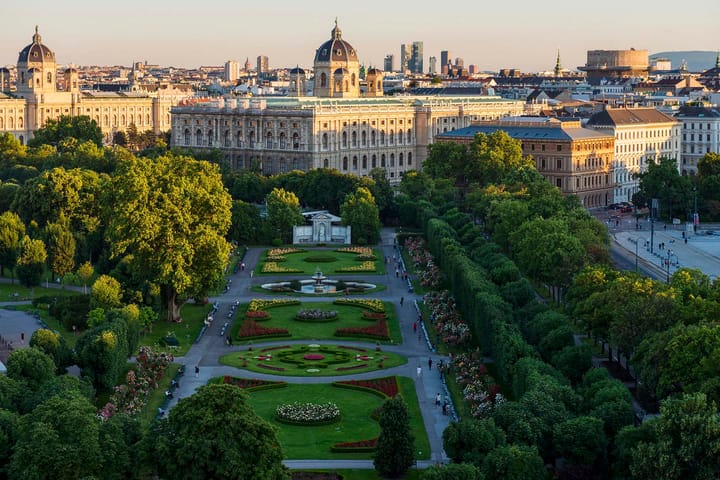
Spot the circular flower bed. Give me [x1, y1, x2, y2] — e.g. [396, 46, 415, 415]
[303, 353, 325, 361]
[275, 402, 340, 425]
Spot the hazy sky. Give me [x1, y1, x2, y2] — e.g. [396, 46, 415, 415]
[3, 0, 719, 72]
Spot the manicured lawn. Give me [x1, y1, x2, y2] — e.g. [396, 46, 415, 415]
[245, 377, 430, 460]
[258, 248, 385, 275]
[230, 301, 402, 344]
[219, 344, 406, 376]
[250, 283, 387, 297]
[139, 303, 212, 356]
[290, 470, 421, 480]
[0, 283, 80, 302]
[139, 363, 180, 424]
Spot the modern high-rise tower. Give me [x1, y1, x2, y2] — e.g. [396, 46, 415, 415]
[409, 41, 423, 74]
[384, 54, 395, 73]
[257, 55, 269, 77]
[440, 50, 451, 71]
[224, 60, 240, 82]
[400, 44, 410, 72]
[428, 56, 437, 75]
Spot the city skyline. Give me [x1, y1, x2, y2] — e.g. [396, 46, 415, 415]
[3, 0, 720, 73]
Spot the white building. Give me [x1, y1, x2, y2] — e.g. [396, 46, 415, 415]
[587, 107, 681, 203]
[674, 105, 720, 176]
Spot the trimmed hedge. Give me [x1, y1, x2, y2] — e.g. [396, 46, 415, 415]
[303, 255, 338, 263]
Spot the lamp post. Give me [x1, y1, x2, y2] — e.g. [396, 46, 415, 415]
[666, 250, 678, 283]
[693, 185, 698, 234]
[632, 236, 648, 274]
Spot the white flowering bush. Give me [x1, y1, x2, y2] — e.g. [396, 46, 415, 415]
[275, 402, 341, 425]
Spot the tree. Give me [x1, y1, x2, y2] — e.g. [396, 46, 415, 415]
[0, 211, 25, 277]
[11, 167, 83, 228]
[421, 463, 485, 480]
[90, 274, 123, 310]
[29, 328, 74, 373]
[466, 131, 533, 185]
[5, 348, 55, 392]
[481, 445, 546, 480]
[76, 320, 129, 392]
[633, 157, 692, 220]
[553, 416, 607, 467]
[423, 142, 468, 180]
[229, 200, 263, 244]
[0, 132, 26, 158]
[8, 393, 102, 480]
[28, 115, 103, 148]
[15, 236, 47, 288]
[341, 186, 381, 244]
[106, 154, 232, 322]
[265, 187, 304, 244]
[77, 261, 94, 294]
[630, 393, 720, 480]
[374, 396, 415, 478]
[44, 219, 76, 279]
[368, 168, 397, 223]
[151, 384, 288, 480]
[0, 408, 18, 478]
[443, 418, 506, 465]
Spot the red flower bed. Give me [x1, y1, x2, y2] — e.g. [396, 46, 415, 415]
[333, 437, 378, 449]
[335, 364, 368, 371]
[338, 345, 366, 352]
[257, 363, 286, 371]
[260, 345, 291, 352]
[335, 318, 389, 340]
[336, 376, 399, 398]
[222, 376, 284, 389]
[361, 311, 387, 321]
[303, 353, 325, 360]
[245, 310, 270, 320]
[238, 319, 289, 338]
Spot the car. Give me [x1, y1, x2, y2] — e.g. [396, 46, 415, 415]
[620, 206, 633, 213]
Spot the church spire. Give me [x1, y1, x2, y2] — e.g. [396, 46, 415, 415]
[332, 19, 342, 40]
[554, 49, 562, 77]
[33, 25, 42, 44]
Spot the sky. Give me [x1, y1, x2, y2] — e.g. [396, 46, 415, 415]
[2, 0, 719, 73]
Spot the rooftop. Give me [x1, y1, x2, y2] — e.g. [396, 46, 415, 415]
[438, 120, 614, 142]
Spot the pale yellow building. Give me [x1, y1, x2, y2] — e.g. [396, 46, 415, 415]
[170, 23, 525, 182]
[0, 27, 185, 144]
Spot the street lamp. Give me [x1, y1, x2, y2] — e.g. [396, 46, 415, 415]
[632, 236, 648, 273]
[693, 185, 698, 234]
[666, 250, 679, 283]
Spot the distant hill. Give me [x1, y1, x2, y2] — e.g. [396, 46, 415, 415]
[650, 51, 717, 72]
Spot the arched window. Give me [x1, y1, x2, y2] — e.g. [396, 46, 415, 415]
[8, 118, 14, 129]
[248, 131, 255, 148]
[207, 130, 213, 146]
[408, 152, 412, 165]
[293, 132, 300, 149]
[371, 154, 377, 168]
[323, 158, 329, 168]
[322, 133, 328, 149]
[351, 131, 357, 147]
[320, 73, 327, 87]
[196, 129, 203, 146]
[237, 131, 243, 147]
[389, 129, 394, 145]
[352, 156, 358, 169]
[397, 130, 403, 144]
[120, 115, 126, 126]
[361, 131, 367, 146]
[407, 128, 412, 143]
[381, 154, 386, 167]
[342, 132, 347, 148]
[112, 115, 117, 127]
[266, 132, 273, 148]
[224, 130, 231, 147]
[371, 131, 376, 146]
[351, 73, 356, 86]
[390, 153, 395, 167]
[146, 114, 151, 125]
[377, 80, 381, 91]
[184, 129, 191, 145]
[279, 132, 286, 149]
[17, 117, 22, 129]
[0, 118, 3, 129]
[342, 157, 348, 170]
[399, 153, 404, 166]
[362, 155, 367, 169]
[380, 131, 385, 145]
[103, 115, 109, 127]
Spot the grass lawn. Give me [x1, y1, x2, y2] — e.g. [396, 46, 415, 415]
[0, 283, 80, 302]
[219, 344, 406, 376]
[246, 376, 430, 460]
[249, 283, 387, 297]
[258, 248, 385, 275]
[139, 363, 180, 424]
[230, 301, 402, 345]
[138, 303, 212, 356]
[291, 470, 422, 480]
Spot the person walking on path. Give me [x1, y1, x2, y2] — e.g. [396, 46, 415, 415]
[428, 357, 433, 370]
[400, 296, 404, 307]
[435, 393, 441, 407]
[416, 366, 422, 378]
[413, 322, 417, 333]
[195, 365, 200, 377]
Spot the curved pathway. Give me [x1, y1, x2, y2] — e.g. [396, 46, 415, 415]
[168, 228, 451, 468]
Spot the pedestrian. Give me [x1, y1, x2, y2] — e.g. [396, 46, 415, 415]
[195, 365, 200, 377]
[395, 269, 399, 278]
[400, 296, 404, 307]
[428, 357, 433, 370]
[392, 253, 396, 262]
[250, 270, 254, 278]
[241, 262, 245, 271]
[442, 402, 448, 416]
[416, 366, 422, 378]
[435, 393, 441, 407]
[685, 237, 688, 244]
[413, 322, 417, 333]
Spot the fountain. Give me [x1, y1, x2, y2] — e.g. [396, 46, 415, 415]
[260, 267, 375, 295]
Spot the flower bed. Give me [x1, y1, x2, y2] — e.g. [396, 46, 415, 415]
[336, 246, 373, 256]
[261, 262, 303, 274]
[248, 299, 301, 311]
[268, 247, 305, 256]
[245, 310, 271, 321]
[335, 261, 376, 273]
[335, 318, 389, 340]
[238, 319, 290, 340]
[258, 364, 286, 372]
[330, 437, 378, 453]
[275, 402, 341, 425]
[333, 376, 400, 399]
[277, 345, 352, 368]
[333, 298, 385, 313]
[303, 353, 325, 360]
[361, 311, 387, 321]
[295, 309, 338, 322]
[423, 290, 471, 347]
[405, 237, 442, 288]
[302, 255, 338, 263]
[335, 364, 368, 371]
[260, 345, 291, 352]
[454, 353, 505, 419]
[356, 254, 377, 261]
[222, 376, 287, 392]
[265, 255, 287, 262]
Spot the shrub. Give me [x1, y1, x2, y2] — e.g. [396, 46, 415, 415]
[303, 255, 338, 263]
[289, 279, 301, 291]
[47, 295, 91, 330]
[331, 437, 378, 453]
[295, 310, 338, 322]
[271, 238, 282, 247]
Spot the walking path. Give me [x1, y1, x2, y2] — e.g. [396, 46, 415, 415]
[168, 227, 452, 468]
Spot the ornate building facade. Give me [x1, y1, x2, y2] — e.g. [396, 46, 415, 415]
[0, 27, 183, 144]
[170, 23, 525, 181]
